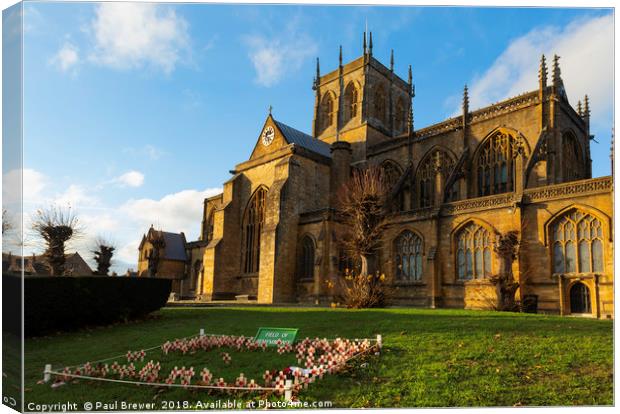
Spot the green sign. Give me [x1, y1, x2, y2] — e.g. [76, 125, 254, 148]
[255, 327, 298, 346]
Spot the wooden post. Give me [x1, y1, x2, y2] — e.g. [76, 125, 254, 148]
[284, 379, 293, 401]
[376, 334, 382, 350]
[43, 364, 52, 383]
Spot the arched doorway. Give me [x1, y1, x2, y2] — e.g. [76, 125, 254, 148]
[569, 282, 591, 314]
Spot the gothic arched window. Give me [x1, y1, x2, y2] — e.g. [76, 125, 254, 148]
[343, 82, 359, 123]
[562, 132, 584, 182]
[456, 223, 493, 280]
[320, 93, 335, 132]
[551, 210, 604, 274]
[242, 188, 267, 274]
[205, 210, 215, 243]
[395, 231, 423, 281]
[381, 160, 404, 211]
[298, 236, 315, 281]
[395, 98, 406, 133]
[374, 86, 387, 125]
[416, 149, 456, 208]
[475, 131, 519, 196]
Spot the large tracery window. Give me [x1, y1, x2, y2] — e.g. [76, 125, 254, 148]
[552, 210, 604, 274]
[562, 132, 584, 182]
[242, 188, 267, 274]
[374, 86, 387, 126]
[476, 131, 518, 196]
[416, 149, 456, 208]
[343, 82, 359, 123]
[456, 223, 493, 280]
[320, 93, 335, 132]
[382, 160, 404, 211]
[395, 231, 423, 281]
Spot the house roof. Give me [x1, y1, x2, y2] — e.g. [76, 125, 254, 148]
[2, 252, 93, 275]
[160, 231, 188, 261]
[274, 120, 332, 158]
[143, 228, 188, 261]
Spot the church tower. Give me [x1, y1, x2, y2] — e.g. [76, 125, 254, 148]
[312, 32, 413, 161]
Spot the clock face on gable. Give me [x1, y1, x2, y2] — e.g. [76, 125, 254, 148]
[262, 126, 275, 146]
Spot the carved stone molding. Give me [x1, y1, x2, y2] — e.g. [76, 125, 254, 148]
[523, 176, 612, 203]
[442, 193, 515, 216]
[415, 90, 540, 141]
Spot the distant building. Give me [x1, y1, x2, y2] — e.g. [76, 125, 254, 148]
[2, 252, 93, 276]
[137, 227, 204, 297]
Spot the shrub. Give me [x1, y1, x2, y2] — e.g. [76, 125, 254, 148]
[3, 274, 171, 336]
[335, 269, 392, 309]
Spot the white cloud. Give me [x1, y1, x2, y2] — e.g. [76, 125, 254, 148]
[457, 14, 613, 129]
[3, 166, 222, 272]
[54, 184, 98, 207]
[2, 168, 48, 205]
[88, 3, 190, 74]
[50, 42, 79, 72]
[144, 145, 164, 161]
[120, 187, 221, 236]
[116, 171, 145, 188]
[244, 25, 317, 87]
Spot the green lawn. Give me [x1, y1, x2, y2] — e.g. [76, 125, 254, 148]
[23, 307, 613, 409]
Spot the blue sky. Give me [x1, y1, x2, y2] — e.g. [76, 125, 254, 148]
[3, 2, 614, 271]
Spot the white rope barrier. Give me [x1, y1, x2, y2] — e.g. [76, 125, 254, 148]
[43, 330, 383, 401]
[43, 370, 281, 392]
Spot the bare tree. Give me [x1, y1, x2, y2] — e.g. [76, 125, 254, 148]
[31, 206, 81, 276]
[336, 165, 392, 308]
[2, 208, 12, 235]
[338, 165, 389, 276]
[92, 237, 115, 276]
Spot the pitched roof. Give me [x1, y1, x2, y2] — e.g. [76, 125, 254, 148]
[160, 231, 187, 261]
[2, 252, 93, 276]
[274, 120, 332, 158]
[145, 228, 188, 261]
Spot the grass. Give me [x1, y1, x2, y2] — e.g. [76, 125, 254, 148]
[22, 307, 613, 409]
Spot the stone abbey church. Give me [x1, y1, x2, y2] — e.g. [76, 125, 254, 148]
[138, 36, 614, 318]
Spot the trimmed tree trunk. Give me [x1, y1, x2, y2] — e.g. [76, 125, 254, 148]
[493, 231, 520, 312]
[360, 254, 377, 277]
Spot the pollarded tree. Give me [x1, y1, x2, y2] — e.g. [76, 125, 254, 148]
[31, 205, 81, 276]
[338, 165, 389, 275]
[92, 237, 115, 276]
[491, 230, 521, 311]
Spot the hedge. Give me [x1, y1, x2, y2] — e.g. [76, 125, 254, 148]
[3, 274, 171, 337]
